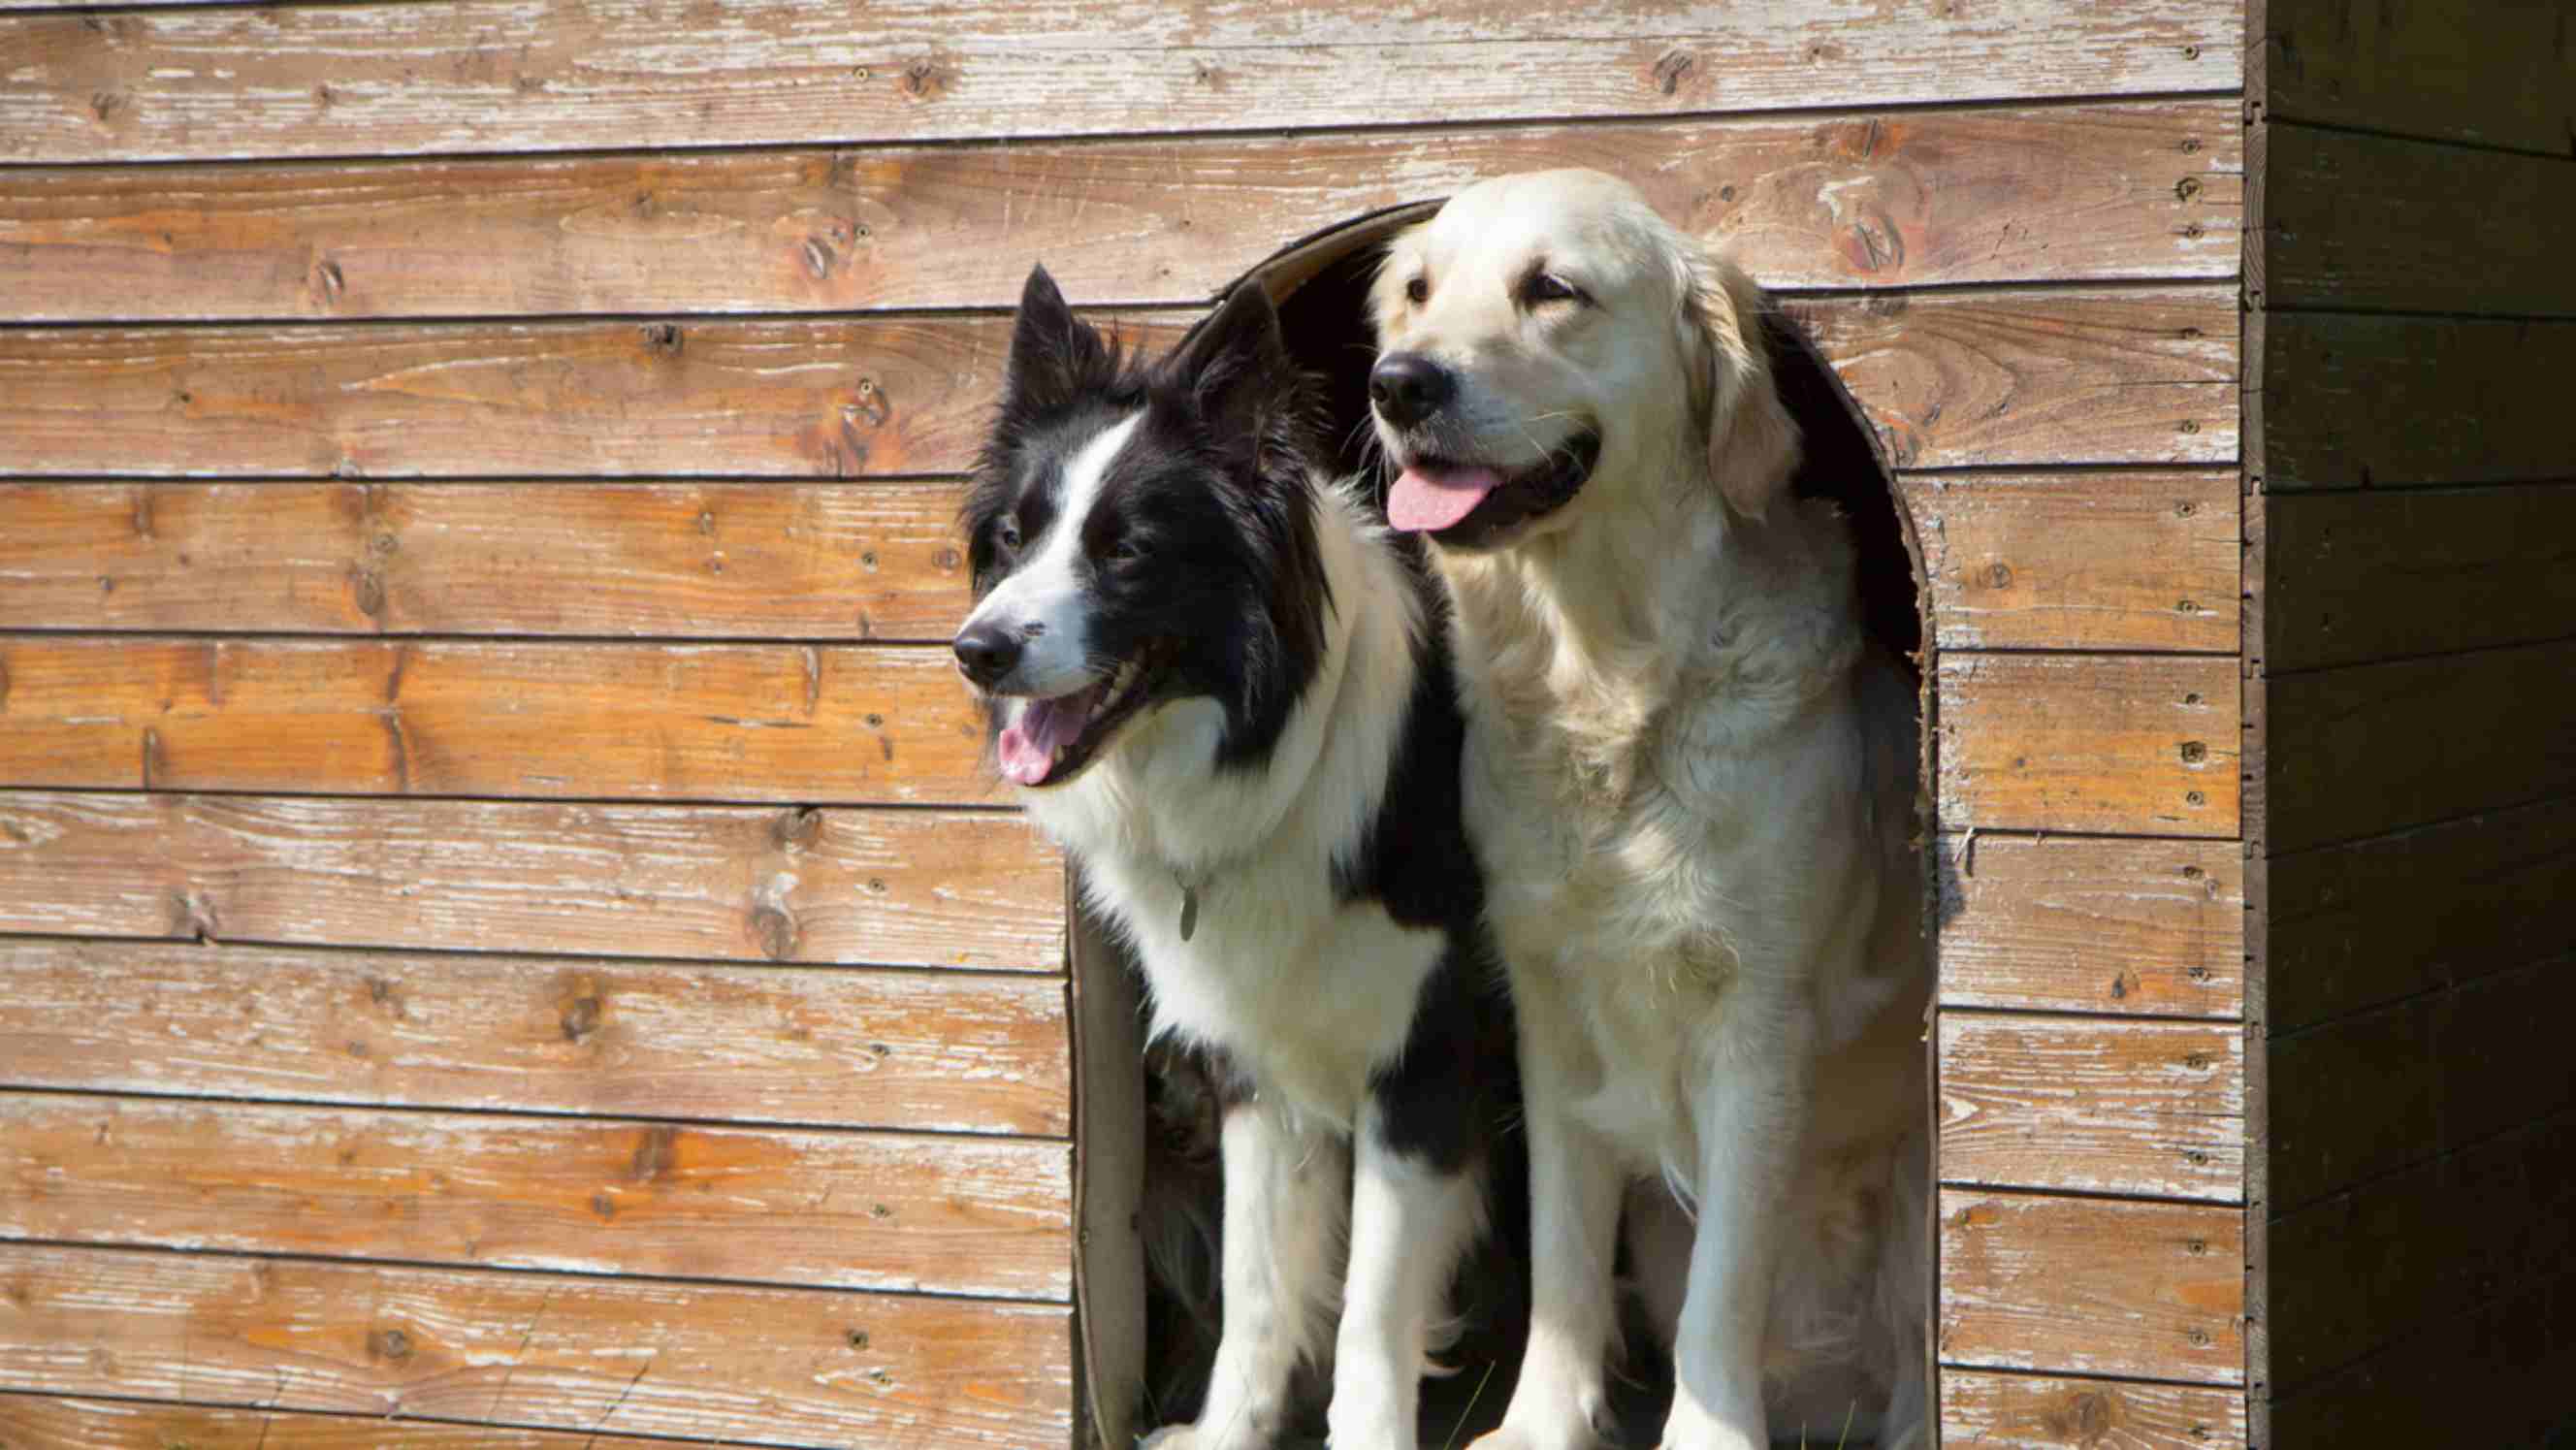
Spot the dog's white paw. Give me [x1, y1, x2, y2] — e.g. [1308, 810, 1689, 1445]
[1136, 1426, 1204, 1450]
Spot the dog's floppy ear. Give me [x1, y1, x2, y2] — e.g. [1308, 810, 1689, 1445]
[1683, 252, 1801, 522]
[1002, 264, 1111, 414]
[1160, 280, 1296, 463]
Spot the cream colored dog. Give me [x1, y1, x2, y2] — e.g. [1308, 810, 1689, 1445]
[1368, 170, 1930, 1449]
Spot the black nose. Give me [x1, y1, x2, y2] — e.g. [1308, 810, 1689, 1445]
[952, 623, 1021, 688]
[1369, 352, 1455, 428]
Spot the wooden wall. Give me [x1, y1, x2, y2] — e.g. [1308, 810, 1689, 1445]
[0, 1, 2256, 1444]
[2245, 4, 2576, 1445]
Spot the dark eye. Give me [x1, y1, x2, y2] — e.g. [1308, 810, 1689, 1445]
[1403, 274, 1429, 305]
[1521, 272, 1584, 306]
[1106, 532, 1147, 566]
[995, 519, 1021, 551]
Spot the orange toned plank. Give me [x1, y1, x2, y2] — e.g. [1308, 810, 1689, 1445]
[0, 480, 971, 641]
[0, 102, 2242, 322]
[0, 1093, 1070, 1300]
[1934, 834, 2243, 1017]
[0, 289, 2236, 478]
[0, 938, 1068, 1136]
[1941, 1370, 2247, 1448]
[0, 637, 995, 805]
[0, 792, 1061, 970]
[0, 0, 2237, 164]
[1937, 655, 2239, 837]
[1899, 469, 2238, 653]
[0, 1397, 720, 1449]
[1939, 1189, 2244, 1384]
[0, 1241, 1073, 1447]
[1940, 1013, 2243, 1202]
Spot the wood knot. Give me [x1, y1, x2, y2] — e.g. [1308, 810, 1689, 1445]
[629, 1125, 679, 1183]
[751, 903, 800, 960]
[2179, 741, 2207, 763]
[352, 567, 387, 620]
[1651, 48, 1696, 95]
[310, 258, 345, 306]
[592, 1190, 616, 1219]
[2064, 1389, 2114, 1434]
[641, 322, 684, 356]
[771, 806, 824, 852]
[89, 90, 127, 122]
[560, 994, 602, 1042]
[369, 1328, 413, 1363]
[846, 1328, 870, 1349]
[1984, 563, 2012, 589]
[803, 236, 837, 279]
[900, 57, 950, 99]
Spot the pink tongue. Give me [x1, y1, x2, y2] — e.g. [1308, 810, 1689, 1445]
[997, 689, 1099, 787]
[1387, 465, 1503, 532]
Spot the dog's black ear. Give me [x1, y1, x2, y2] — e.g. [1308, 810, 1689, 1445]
[1002, 264, 1110, 414]
[1161, 281, 1295, 459]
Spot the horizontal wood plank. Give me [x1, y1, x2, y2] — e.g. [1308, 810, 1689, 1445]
[1900, 469, 2238, 652]
[0, 480, 972, 641]
[1940, 1369, 2247, 1448]
[0, 1241, 1074, 1447]
[2257, 0, 2576, 154]
[1939, 1189, 2244, 1384]
[0, 938, 1069, 1135]
[0, 288, 2238, 478]
[2266, 1271, 2576, 1450]
[2264, 637, 2576, 853]
[1940, 1014, 2243, 1202]
[2261, 123, 2576, 318]
[1937, 655, 2240, 837]
[0, 792, 1062, 970]
[1934, 834, 2243, 1017]
[0, 0, 2239, 164]
[2265, 482, 2576, 671]
[0, 102, 2244, 322]
[2259, 312, 2576, 490]
[2266, 793, 2576, 1032]
[0, 1093, 1071, 1299]
[0, 1397, 715, 1449]
[2267, 1111, 2576, 1394]
[2268, 956, 2576, 1212]
[0, 637, 994, 805]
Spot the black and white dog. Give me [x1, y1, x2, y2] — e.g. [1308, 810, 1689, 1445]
[953, 266, 1517, 1448]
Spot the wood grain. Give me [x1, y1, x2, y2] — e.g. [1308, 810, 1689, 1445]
[2259, 312, 2576, 490]
[0, 1398, 718, 1449]
[0, 289, 2238, 478]
[1934, 834, 2243, 1018]
[1939, 1189, 2244, 1384]
[0, 938, 1069, 1136]
[2258, 0, 2576, 154]
[1937, 655, 2240, 838]
[1899, 469, 2238, 653]
[2265, 483, 2576, 672]
[0, 480, 973, 641]
[0, 1241, 1075, 1447]
[0, 792, 1063, 970]
[2264, 638, 2576, 854]
[2268, 1110, 2576, 1393]
[2268, 957, 2576, 1213]
[0, 636, 996, 805]
[1940, 1013, 2243, 1202]
[2260, 123, 2576, 318]
[1941, 1369, 2248, 1448]
[0, 0, 2239, 164]
[0, 1092, 1071, 1300]
[2266, 1272, 2576, 1449]
[0, 102, 2244, 322]
[2266, 793, 2576, 1033]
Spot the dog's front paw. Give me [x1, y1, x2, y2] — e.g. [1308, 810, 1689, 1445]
[1137, 1426, 1204, 1450]
[1468, 1406, 1611, 1450]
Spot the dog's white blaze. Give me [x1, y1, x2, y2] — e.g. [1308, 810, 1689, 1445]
[959, 410, 1142, 700]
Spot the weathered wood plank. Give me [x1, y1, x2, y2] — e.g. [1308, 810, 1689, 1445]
[2258, 0, 2576, 154]
[0, 792, 1062, 970]
[0, 1398, 718, 1450]
[2265, 483, 2576, 672]
[2260, 124, 2576, 318]
[0, 480, 972, 641]
[0, 1093, 1071, 1300]
[1940, 1014, 2243, 1202]
[2268, 957, 2576, 1213]
[0, 1242, 1075, 1447]
[0, 289, 2238, 478]
[1900, 469, 2238, 653]
[1937, 655, 2240, 838]
[0, 0, 2238, 164]
[2268, 1111, 2576, 1395]
[0, 102, 2244, 322]
[0, 938, 1069, 1136]
[2266, 793, 2576, 1033]
[2265, 638, 2576, 854]
[0, 637, 994, 805]
[1939, 1189, 2243, 1384]
[1934, 835, 2243, 1018]
[2259, 313, 2576, 490]
[1940, 1369, 2248, 1448]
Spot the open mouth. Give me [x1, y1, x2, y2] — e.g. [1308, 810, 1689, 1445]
[993, 647, 1166, 789]
[1383, 430, 1603, 549]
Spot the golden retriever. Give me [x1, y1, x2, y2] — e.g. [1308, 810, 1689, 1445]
[1367, 169, 1930, 1449]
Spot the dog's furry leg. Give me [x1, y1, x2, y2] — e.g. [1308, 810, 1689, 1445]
[1476, 1041, 1622, 1450]
[1329, 1102, 1486, 1448]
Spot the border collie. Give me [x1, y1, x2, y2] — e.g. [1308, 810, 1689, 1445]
[953, 267, 1518, 1449]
